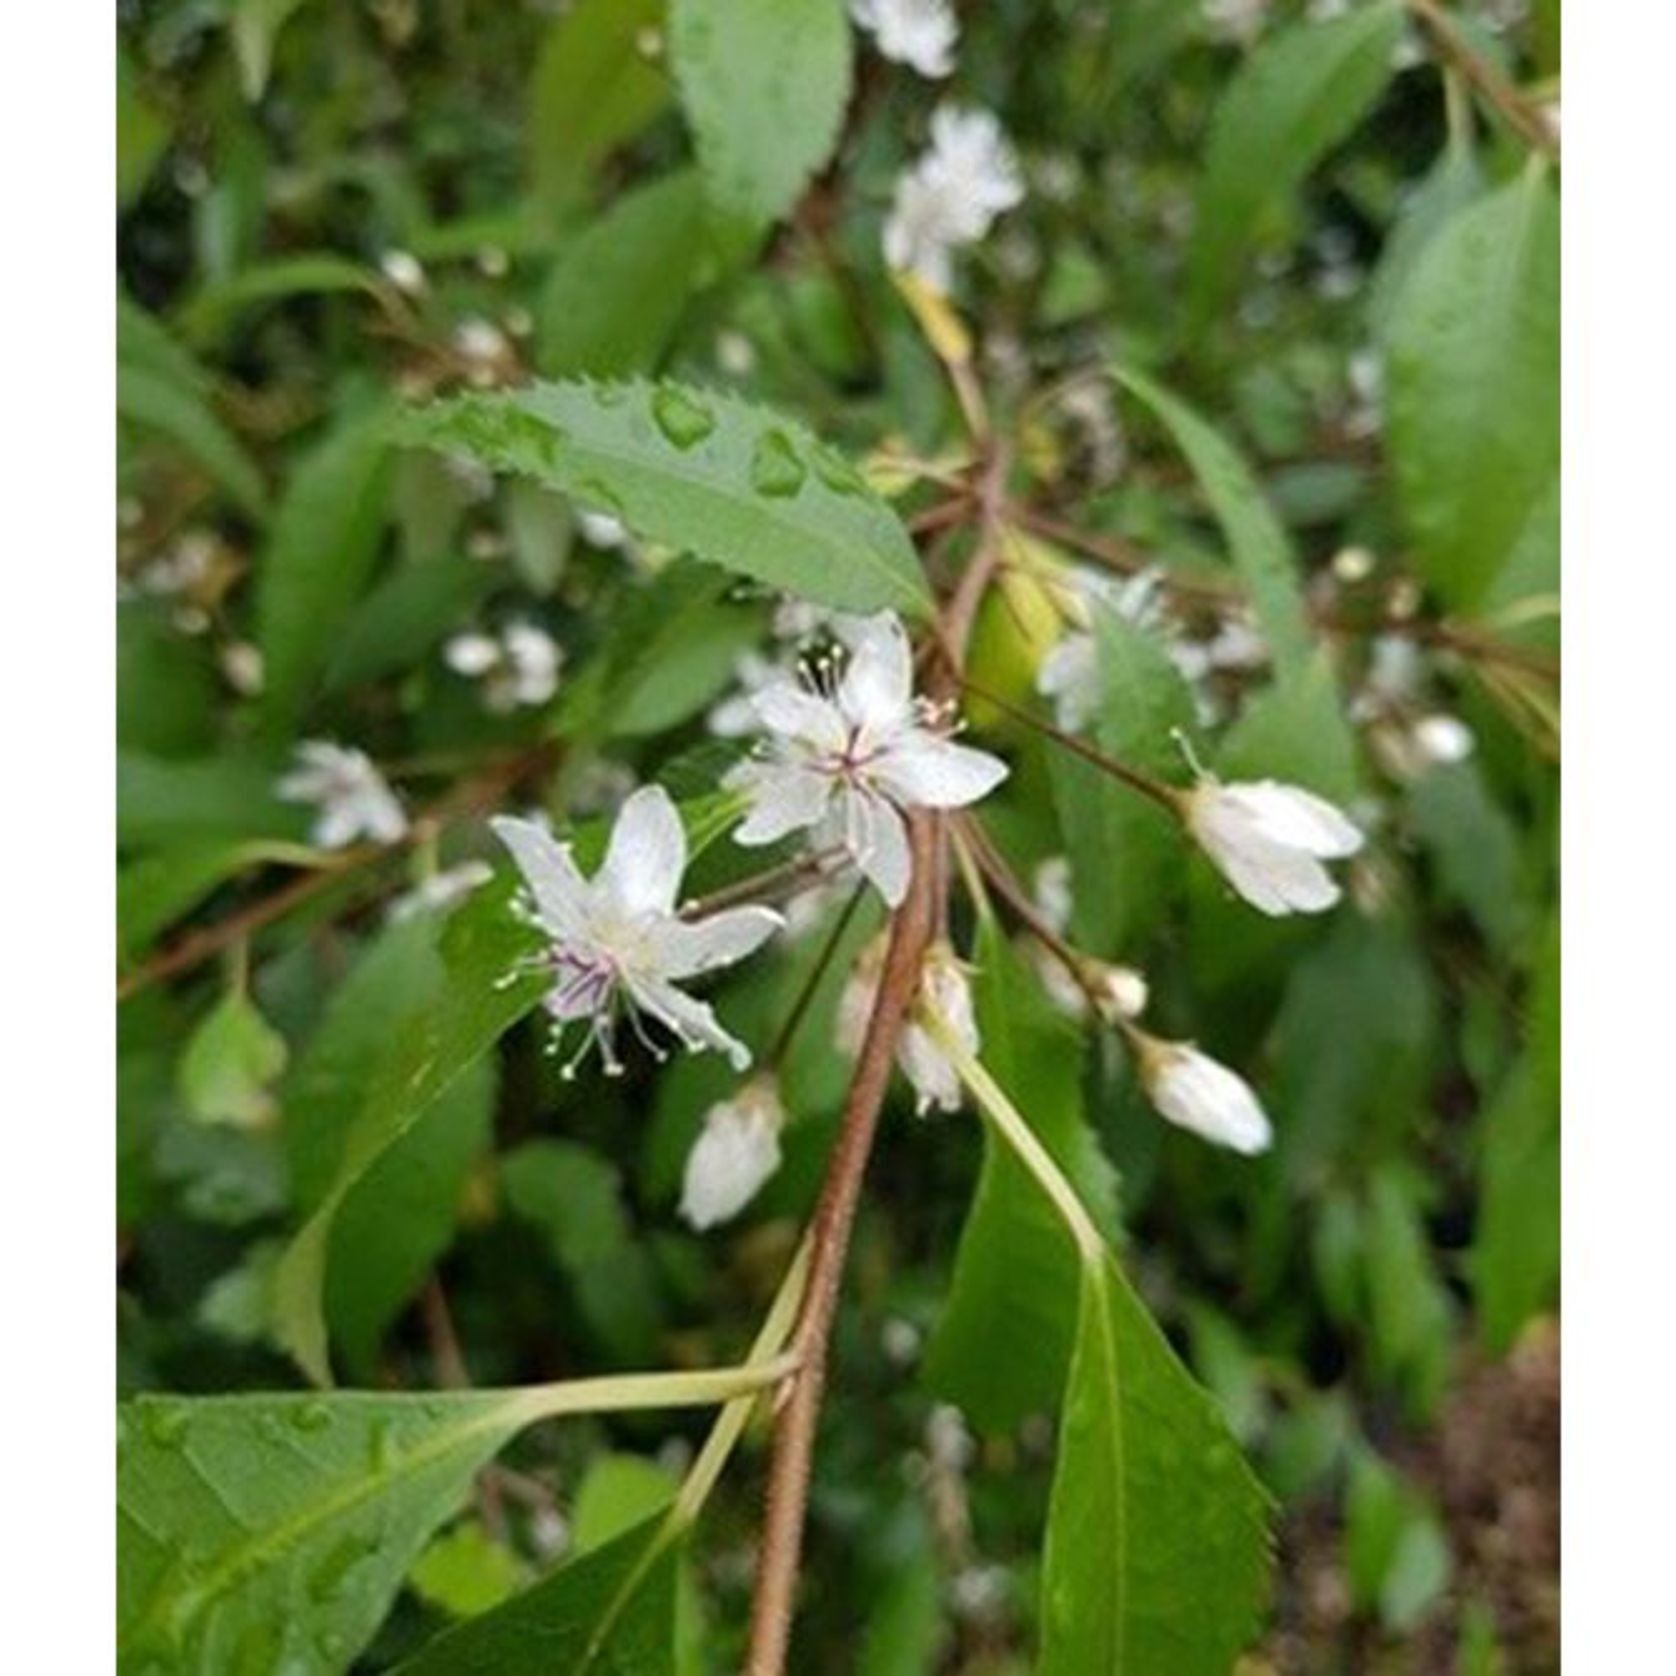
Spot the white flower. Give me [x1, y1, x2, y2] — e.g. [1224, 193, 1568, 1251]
[492, 786, 781, 1076]
[884, 107, 1024, 291]
[679, 1077, 785, 1230]
[278, 742, 408, 850]
[1036, 630, 1100, 733]
[849, 0, 957, 78]
[898, 943, 979, 1113]
[379, 249, 427, 295]
[1183, 777, 1363, 916]
[388, 860, 494, 924]
[835, 936, 977, 1113]
[219, 640, 264, 697]
[1036, 569, 1167, 731]
[445, 622, 563, 712]
[1131, 1032, 1272, 1155]
[727, 612, 1008, 906]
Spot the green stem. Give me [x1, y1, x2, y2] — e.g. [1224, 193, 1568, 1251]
[505, 1355, 801, 1430]
[922, 1003, 1105, 1265]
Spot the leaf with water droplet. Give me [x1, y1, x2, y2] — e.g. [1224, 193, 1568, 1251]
[650, 384, 717, 450]
[393, 378, 930, 615]
[749, 428, 806, 498]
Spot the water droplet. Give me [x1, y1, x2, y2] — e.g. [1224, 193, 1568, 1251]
[575, 478, 626, 520]
[309, 1532, 380, 1602]
[293, 1400, 332, 1433]
[651, 385, 717, 450]
[750, 429, 806, 498]
[810, 444, 867, 497]
[142, 1403, 190, 1447]
[368, 1418, 398, 1474]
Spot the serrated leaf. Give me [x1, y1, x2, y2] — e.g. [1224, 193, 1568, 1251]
[396, 379, 929, 615]
[1115, 365, 1313, 676]
[179, 991, 289, 1129]
[529, 0, 669, 218]
[1385, 167, 1560, 608]
[1038, 1255, 1272, 1674]
[118, 1388, 537, 1673]
[1049, 605, 1199, 957]
[1187, 2, 1405, 330]
[538, 171, 712, 379]
[394, 1513, 679, 1675]
[257, 408, 394, 730]
[925, 924, 1117, 1430]
[118, 1378, 711, 1674]
[669, 0, 851, 239]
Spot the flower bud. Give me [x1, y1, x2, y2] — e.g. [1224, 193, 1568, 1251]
[679, 1077, 785, 1231]
[1129, 1029, 1271, 1156]
[1183, 777, 1362, 916]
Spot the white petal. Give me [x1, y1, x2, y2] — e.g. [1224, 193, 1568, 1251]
[837, 613, 914, 734]
[445, 633, 500, 677]
[1214, 837, 1341, 917]
[1218, 781, 1363, 858]
[1148, 1046, 1272, 1156]
[679, 1086, 784, 1230]
[628, 975, 752, 1071]
[490, 816, 590, 938]
[848, 792, 912, 906]
[751, 681, 847, 751]
[873, 732, 1008, 810]
[732, 763, 834, 847]
[598, 785, 687, 916]
[659, 906, 783, 980]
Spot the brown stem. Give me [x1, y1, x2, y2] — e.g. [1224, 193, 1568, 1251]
[959, 674, 1184, 814]
[1407, 0, 1559, 160]
[117, 743, 558, 1002]
[743, 815, 939, 1673]
[679, 847, 848, 921]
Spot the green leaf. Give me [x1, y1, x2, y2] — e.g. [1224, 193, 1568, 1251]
[118, 1388, 537, 1672]
[538, 171, 713, 379]
[409, 1521, 525, 1619]
[529, 0, 669, 219]
[1038, 1255, 1271, 1674]
[1366, 139, 1486, 343]
[118, 752, 306, 848]
[118, 1373, 729, 1674]
[396, 379, 930, 615]
[117, 299, 268, 519]
[1114, 365, 1313, 676]
[394, 1514, 678, 1675]
[177, 254, 386, 344]
[257, 408, 394, 730]
[1049, 605, 1199, 957]
[669, 0, 852, 239]
[925, 924, 1117, 1430]
[1408, 759, 1529, 955]
[1474, 915, 1560, 1350]
[1187, 3, 1405, 331]
[273, 881, 542, 1385]
[1364, 1167, 1452, 1419]
[117, 47, 169, 208]
[230, 0, 314, 100]
[119, 841, 306, 963]
[323, 552, 496, 693]
[179, 991, 290, 1129]
[118, 605, 219, 758]
[1345, 1449, 1451, 1632]
[1385, 167, 1560, 608]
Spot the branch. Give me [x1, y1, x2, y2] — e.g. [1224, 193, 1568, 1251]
[1407, 0, 1559, 161]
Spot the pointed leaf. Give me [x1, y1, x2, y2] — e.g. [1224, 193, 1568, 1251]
[1038, 1256, 1272, 1674]
[396, 379, 929, 615]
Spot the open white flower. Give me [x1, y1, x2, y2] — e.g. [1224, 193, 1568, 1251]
[680, 1077, 785, 1230]
[445, 622, 563, 712]
[1130, 1030, 1272, 1155]
[849, 0, 957, 79]
[1183, 775, 1363, 916]
[884, 107, 1024, 291]
[278, 742, 408, 850]
[492, 785, 781, 1076]
[728, 612, 1008, 906]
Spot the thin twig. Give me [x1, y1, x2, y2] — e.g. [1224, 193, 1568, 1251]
[1407, 0, 1559, 160]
